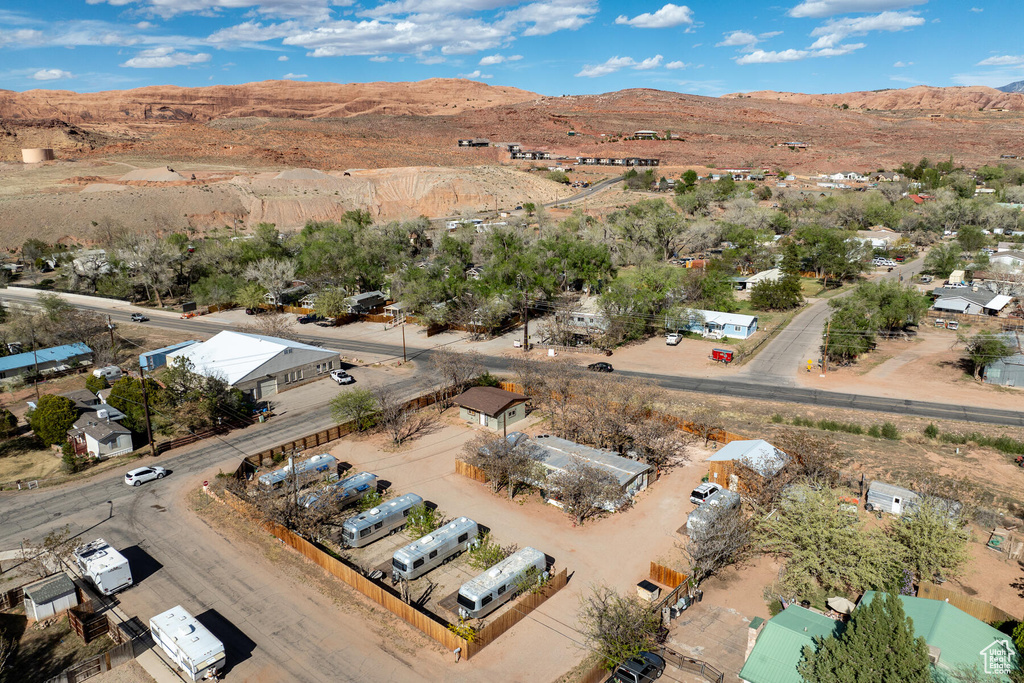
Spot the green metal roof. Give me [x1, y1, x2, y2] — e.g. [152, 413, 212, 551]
[739, 607, 841, 683]
[862, 592, 1016, 682]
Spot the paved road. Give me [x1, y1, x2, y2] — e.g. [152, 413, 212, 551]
[543, 174, 623, 207]
[740, 255, 927, 383]
[3, 286, 1021, 428]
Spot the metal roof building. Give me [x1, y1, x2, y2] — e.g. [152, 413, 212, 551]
[707, 439, 789, 478]
[983, 331, 1024, 388]
[0, 342, 92, 379]
[739, 606, 841, 683]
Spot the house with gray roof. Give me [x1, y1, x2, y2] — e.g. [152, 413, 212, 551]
[68, 408, 133, 459]
[930, 287, 1013, 316]
[707, 439, 789, 491]
[982, 331, 1024, 388]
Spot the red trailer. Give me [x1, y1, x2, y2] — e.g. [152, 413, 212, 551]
[711, 348, 734, 363]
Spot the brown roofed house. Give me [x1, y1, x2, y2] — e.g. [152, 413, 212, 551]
[454, 386, 528, 432]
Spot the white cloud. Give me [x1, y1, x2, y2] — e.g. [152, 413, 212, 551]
[788, 0, 926, 19]
[478, 53, 523, 65]
[500, 0, 598, 36]
[369, 55, 390, 61]
[970, 6, 983, 11]
[361, 0, 512, 18]
[87, 0, 339, 21]
[717, 30, 758, 48]
[736, 48, 809, 65]
[135, 21, 156, 29]
[893, 60, 912, 67]
[283, 17, 506, 57]
[418, 55, 445, 64]
[0, 28, 44, 46]
[31, 68, 72, 81]
[457, 69, 492, 79]
[575, 54, 667, 77]
[951, 69, 1024, 88]
[278, 54, 289, 61]
[206, 20, 300, 45]
[808, 10, 925, 49]
[120, 47, 211, 68]
[813, 42, 864, 56]
[977, 55, 1024, 66]
[889, 75, 918, 83]
[666, 60, 688, 69]
[614, 4, 693, 29]
[282, 72, 308, 78]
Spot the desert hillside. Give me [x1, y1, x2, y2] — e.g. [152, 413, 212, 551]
[0, 79, 539, 123]
[725, 85, 1024, 112]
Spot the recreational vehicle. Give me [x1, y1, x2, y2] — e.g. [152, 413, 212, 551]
[456, 546, 547, 619]
[340, 493, 423, 548]
[299, 471, 377, 510]
[74, 539, 132, 596]
[391, 517, 479, 582]
[149, 606, 225, 681]
[258, 454, 338, 490]
[685, 489, 741, 536]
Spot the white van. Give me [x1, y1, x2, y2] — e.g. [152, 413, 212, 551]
[92, 366, 123, 382]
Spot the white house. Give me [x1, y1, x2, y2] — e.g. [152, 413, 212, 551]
[676, 310, 758, 339]
[733, 268, 782, 291]
[68, 410, 134, 459]
[991, 250, 1024, 273]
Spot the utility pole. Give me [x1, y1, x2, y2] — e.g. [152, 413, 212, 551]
[522, 299, 529, 352]
[107, 316, 115, 348]
[821, 319, 831, 377]
[139, 364, 157, 457]
[30, 330, 40, 402]
[401, 324, 407, 363]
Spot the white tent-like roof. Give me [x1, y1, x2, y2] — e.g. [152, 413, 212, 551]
[165, 331, 335, 386]
[985, 295, 1013, 312]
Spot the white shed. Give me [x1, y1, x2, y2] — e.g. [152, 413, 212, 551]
[23, 573, 79, 621]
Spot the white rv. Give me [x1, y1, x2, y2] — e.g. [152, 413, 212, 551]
[456, 546, 547, 619]
[149, 606, 226, 682]
[258, 453, 338, 490]
[74, 539, 132, 596]
[340, 493, 423, 548]
[391, 517, 479, 582]
[299, 471, 377, 510]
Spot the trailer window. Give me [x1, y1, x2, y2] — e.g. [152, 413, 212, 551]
[360, 528, 372, 538]
[413, 559, 424, 569]
[429, 550, 437, 560]
[481, 595, 493, 606]
[497, 585, 506, 595]
[458, 533, 468, 543]
[457, 593, 476, 610]
[343, 529, 355, 540]
[392, 559, 407, 572]
[374, 522, 383, 530]
[403, 509, 410, 517]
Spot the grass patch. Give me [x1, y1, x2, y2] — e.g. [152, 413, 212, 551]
[939, 431, 1024, 455]
[0, 436, 62, 483]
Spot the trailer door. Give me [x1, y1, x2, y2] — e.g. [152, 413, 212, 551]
[892, 497, 902, 515]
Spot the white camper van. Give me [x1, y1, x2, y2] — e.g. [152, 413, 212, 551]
[92, 366, 123, 382]
[456, 546, 547, 619]
[340, 493, 423, 548]
[149, 606, 225, 681]
[74, 539, 132, 596]
[391, 517, 478, 582]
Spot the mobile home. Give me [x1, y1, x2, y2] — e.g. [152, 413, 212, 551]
[391, 517, 479, 582]
[864, 481, 917, 515]
[340, 493, 423, 548]
[456, 546, 547, 619]
[258, 453, 338, 490]
[149, 606, 226, 682]
[299, 471, 377, 510]
[74, 538, 133, 596]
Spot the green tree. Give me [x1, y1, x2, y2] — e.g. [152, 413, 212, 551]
[579, 585, 662, 670]
[799, 592, 931, 683]
[715, 175, 736, 199]
[84, 374, 109, 394]
[314, 288, 351, 319]
[749, 274, 804, 311]
[234, 282, 268, 311]
[962, 331, 1013, 379]
[824, 301, 875, 362]
[546, 170, 570, 184]
[522, 202, 536, 216]
[106, 376, 167, 434]
[888, 497, 971, 582]
[329, 388, 377, 431]
[956, 225, 988, 253]
[680, 169, 698, 192]
[924, 243, 964, 278]
[28, 394, 78, 446]
[0, 408, 17, 439]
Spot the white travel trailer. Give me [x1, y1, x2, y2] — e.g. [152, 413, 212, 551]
[299, 471, 377, 510]
[456, 546, 547, 619]
[391, 517, 479, 582]
[149, 606, 225, 681]
[339, 493, 423, 548]
[258, 453, 338, 490]
[74, 539, 132, 596]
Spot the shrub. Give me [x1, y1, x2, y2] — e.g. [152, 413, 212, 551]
[923, 424, 939, 439]
[771, 413, 785, 424]
[85, 374, 109, 394]
[868, 425, 882, 438]
[448, 617, 477, 642]
[0, 408, 17, 439]
[355, 489, 387, 512]
[476, 372, 501, 387]
[405, 503, 442, 538]
[467, 533, 516, 569]
[880, 422, 900, 440]
[28, 394, 78, 447]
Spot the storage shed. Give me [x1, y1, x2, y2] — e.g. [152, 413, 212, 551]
[454, 386, 528, 431]
[23, 573, 78, 621]
[706, 439, 789, 491]
[982, 332, 1024, 387]
[865, 481, 918, 515]
[140, 340, 199, 372]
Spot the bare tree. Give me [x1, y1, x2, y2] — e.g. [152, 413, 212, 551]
[373, 385, 437, 445]
[687, 404, 723, 446]
[547, 456, 623, 525]
[236, 313, 302, 341]
[244, 258, 296, 310]
[118, 235, 176, 306]
[23, 524, 77, 577]
[679, 504, 752, 586]
[0, 629, 15, 677]
[429, 348, 484, 409]
[579, 585, 662, 669]
[464, 432, 545, 500]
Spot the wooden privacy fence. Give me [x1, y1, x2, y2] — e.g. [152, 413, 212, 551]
[918, 581, 1019, 625]
[43, 639, 135, 683]
[649, 561, 687, 589]
[69, 605, 109, 644]
[216, 490, 566, 659]
[0, 586, 24, 610]
[454, 459, 489, 483]
[156, 416, 254, 455]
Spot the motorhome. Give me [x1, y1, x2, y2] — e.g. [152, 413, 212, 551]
[258, 454, 338, 490]
[456, 546, 547, 619]
[339, 493, 423, 548]
[299, 471, 377, 510]
[391, 517, 479, 582]
[149, 606, 225, 681]
[74, 539, 132, 596]
[685, 489, 741, 536]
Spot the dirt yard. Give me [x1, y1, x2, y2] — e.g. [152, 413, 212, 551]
[0, 608, 115, 683]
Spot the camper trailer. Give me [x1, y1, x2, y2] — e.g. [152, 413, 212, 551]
[392, 517, 479, 582]
[865, 481, 918, 515]
[258, 454, 338, 490]
[340, 493, 423, 548]
[685, 489, 741, 536]
[74, 539, 132, 596]
[299, 471, 377, 510]
[149, 606, 225, 681]
[456, 546, 547, 619]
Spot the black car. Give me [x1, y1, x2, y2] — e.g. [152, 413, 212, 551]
[297, 314, 322, 324]
[587, 362, 613, 373]
[607, 652, 666, 683]
[130, 313, 149, 322]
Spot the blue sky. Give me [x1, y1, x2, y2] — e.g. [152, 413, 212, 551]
[1, 0, 1022, 96]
